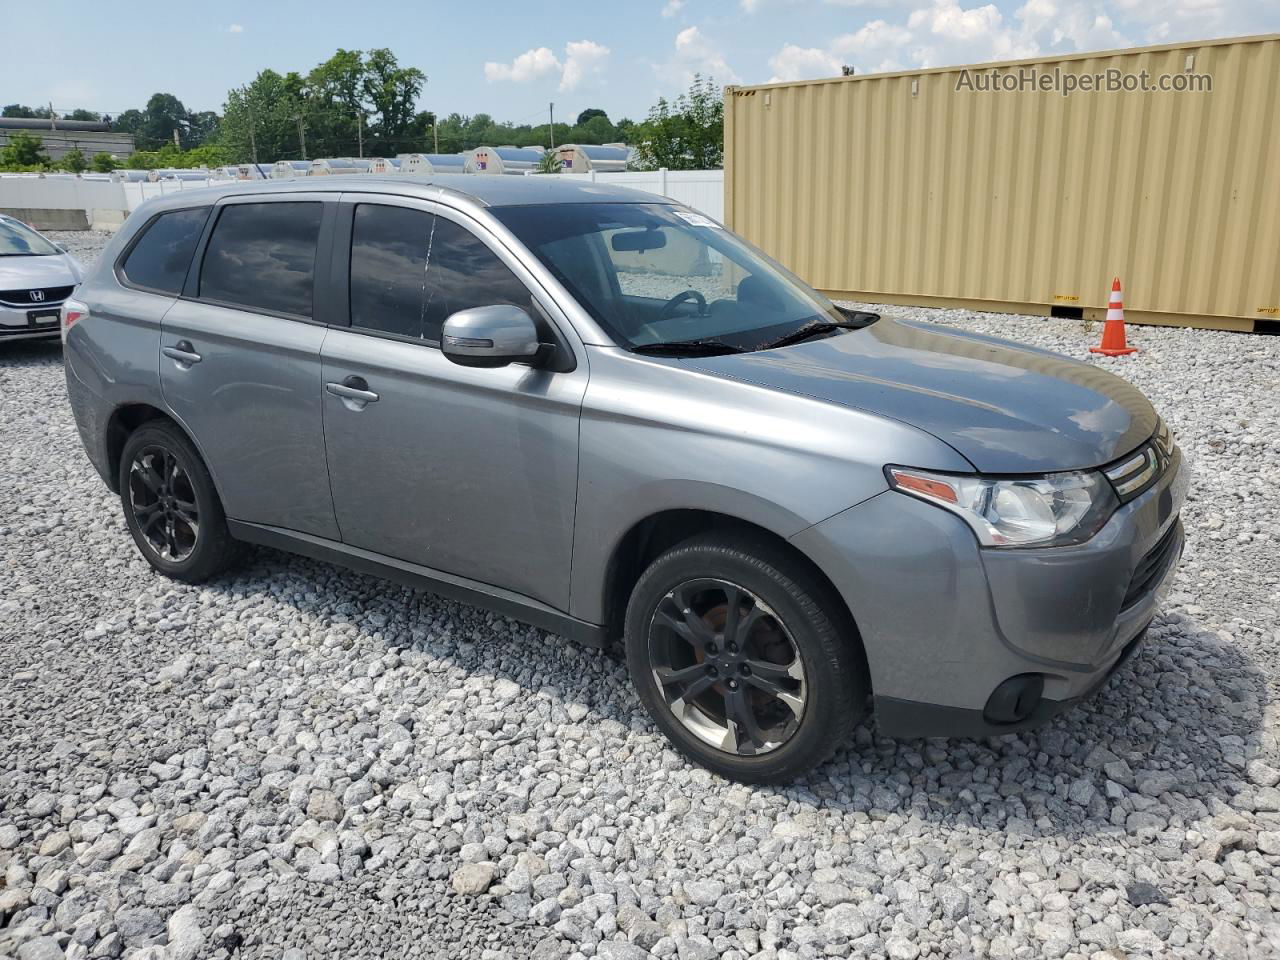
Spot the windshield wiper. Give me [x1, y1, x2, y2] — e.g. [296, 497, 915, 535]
[761, 312, 878, 351]
[629, 338, 746, 357]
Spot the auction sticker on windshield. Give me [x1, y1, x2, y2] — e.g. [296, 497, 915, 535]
[673, 211, 722, 229]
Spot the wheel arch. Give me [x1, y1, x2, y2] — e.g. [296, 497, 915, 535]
[599, 508, 871, 694]
[105, 403, 221, 499]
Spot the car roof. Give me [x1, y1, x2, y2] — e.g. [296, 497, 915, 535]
[138, 174, 664, 214]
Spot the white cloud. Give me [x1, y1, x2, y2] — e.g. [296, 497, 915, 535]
[904, 0, 1041, 66]
[759, 0, 1265, 91]
[1104, 0, 1267, 44]
[768, 44, 844, 82]
[560, 40, 610, 92]
[662, 0, 685, 16]
[227, 23, 244, 33]
[484, 40, 611, 91]
[653, 26, 740, 89]
[830, 19, 913, 71]
[484, 47, 562, 84]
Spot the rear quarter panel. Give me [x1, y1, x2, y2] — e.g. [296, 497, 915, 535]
[63, 255, 170, 488]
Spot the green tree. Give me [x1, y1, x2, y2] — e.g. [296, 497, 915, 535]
[67, 109, 102, 122]
[113, 109, 145, 136]
[2, 104, 51, 119]
[220, 70, 305, 162]
[535, 149, 561, 174]
[187, 111, 221, 147]
[304, 49, 366, 155]
[0, 132, 51, 169]
[362, 48, 426, 154]
[138, 93, 191, 148]
[576, 108, 608, 126]
[578, 114, 617, 144]
[633, 75, 723, 170]
[60, 148, 88, 172]
[90, 152, 118, 173]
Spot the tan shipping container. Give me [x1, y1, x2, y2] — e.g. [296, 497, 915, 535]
[724, 34, 1280, 332]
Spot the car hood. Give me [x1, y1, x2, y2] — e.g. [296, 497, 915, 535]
[686, 317, 1157, 473]
[0, 254, 82, 290]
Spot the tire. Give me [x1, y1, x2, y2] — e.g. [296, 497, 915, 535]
[624, 532, 867, 784]
[118, 421, 241, 583]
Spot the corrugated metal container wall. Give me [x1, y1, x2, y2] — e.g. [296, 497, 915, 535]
[725, 34, 1280, 332]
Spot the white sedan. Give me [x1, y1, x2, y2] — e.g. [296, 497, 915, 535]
[0, 215, 85, 343]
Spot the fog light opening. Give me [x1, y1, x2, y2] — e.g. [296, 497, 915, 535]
[983, 673, 1045, 724]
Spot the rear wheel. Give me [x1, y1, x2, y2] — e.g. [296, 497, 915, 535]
[118, 422, 241, 583]
[625, 532, 866, 783]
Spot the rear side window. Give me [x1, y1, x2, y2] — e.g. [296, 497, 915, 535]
[199, 202, 322, 317]
[348, 206, 531, 343]
[120, 208, 209, 294]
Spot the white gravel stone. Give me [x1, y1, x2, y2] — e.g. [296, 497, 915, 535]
[0, 258, 1276, 959]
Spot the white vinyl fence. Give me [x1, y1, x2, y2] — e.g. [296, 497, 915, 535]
[556, 170, 725, 223]
[1, 168, 726, 228]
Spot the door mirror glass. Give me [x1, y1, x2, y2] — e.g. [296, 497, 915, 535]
[442, 305, 542, 368]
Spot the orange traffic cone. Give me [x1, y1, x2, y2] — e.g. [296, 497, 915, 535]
[1090, 277, 1138, 356]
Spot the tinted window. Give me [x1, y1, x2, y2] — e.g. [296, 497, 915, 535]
[348, 205, 531, 343]
[349, 204, 435, 339]
[200, 202, 322, 317]
[120, 208, 209, 293]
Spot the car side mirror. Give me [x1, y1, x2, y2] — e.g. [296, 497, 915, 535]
[442, 305, 543, 368]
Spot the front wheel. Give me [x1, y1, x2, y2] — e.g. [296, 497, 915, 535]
[118, 421, 241, 583]
[625, 533, 867, 783]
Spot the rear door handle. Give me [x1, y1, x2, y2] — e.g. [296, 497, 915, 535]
[325, 375, 379, 409]
[162, 340, 201, 367]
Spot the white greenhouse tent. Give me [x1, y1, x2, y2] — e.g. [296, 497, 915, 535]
[272, 161, 312, 179]
[464, 146, 542, 175]
[398, 153, 470, 176]
[309, 158, 373, 176]
[555, 144, 630, 173]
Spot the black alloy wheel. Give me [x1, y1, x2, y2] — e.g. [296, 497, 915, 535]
[118, 421, 242, 583]
[128, 445, 200, 562]
[625, 532, 867, 783]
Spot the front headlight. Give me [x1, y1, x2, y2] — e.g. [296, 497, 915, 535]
[886, 466, 1118, 548]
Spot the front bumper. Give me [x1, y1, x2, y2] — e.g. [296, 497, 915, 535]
[791, 449, 1187, 738]
[0, 302, 62, 341]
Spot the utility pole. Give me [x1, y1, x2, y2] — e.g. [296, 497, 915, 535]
[433, 116, 439, 153]
[49, 102, 56, 130]
[173, 128, 181, 149]
[246, 97, 258, 163]
[296, 116, 307, 161]
[549, 102, 555, 149]
[357, 113, 363, 158]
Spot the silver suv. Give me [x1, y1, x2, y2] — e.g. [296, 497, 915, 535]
[63, 177, 1186, 782]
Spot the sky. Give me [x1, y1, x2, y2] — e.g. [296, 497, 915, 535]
[2, 0, 1274, 125]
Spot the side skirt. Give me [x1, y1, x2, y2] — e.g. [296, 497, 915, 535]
[227, 519, 607, 649]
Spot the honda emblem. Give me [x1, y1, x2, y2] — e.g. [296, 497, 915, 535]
[30, 290, 45, 302]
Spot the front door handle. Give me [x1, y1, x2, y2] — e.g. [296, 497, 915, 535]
[162, 340, 201, 367]
[325, 375, 379, 410]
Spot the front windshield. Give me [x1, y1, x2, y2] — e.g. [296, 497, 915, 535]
[0, 219, 60, 257]
[493, 203, 845, 351]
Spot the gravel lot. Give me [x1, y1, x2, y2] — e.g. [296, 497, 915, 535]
[1, 230, 1277, 960]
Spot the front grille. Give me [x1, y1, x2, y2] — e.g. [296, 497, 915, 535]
[1103, 420, 1176, 503]
[1122, 521, 1180, 609]
[0, 285, 74, 307]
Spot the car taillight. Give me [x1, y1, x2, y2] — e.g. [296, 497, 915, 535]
[62, 298, 89, 344]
